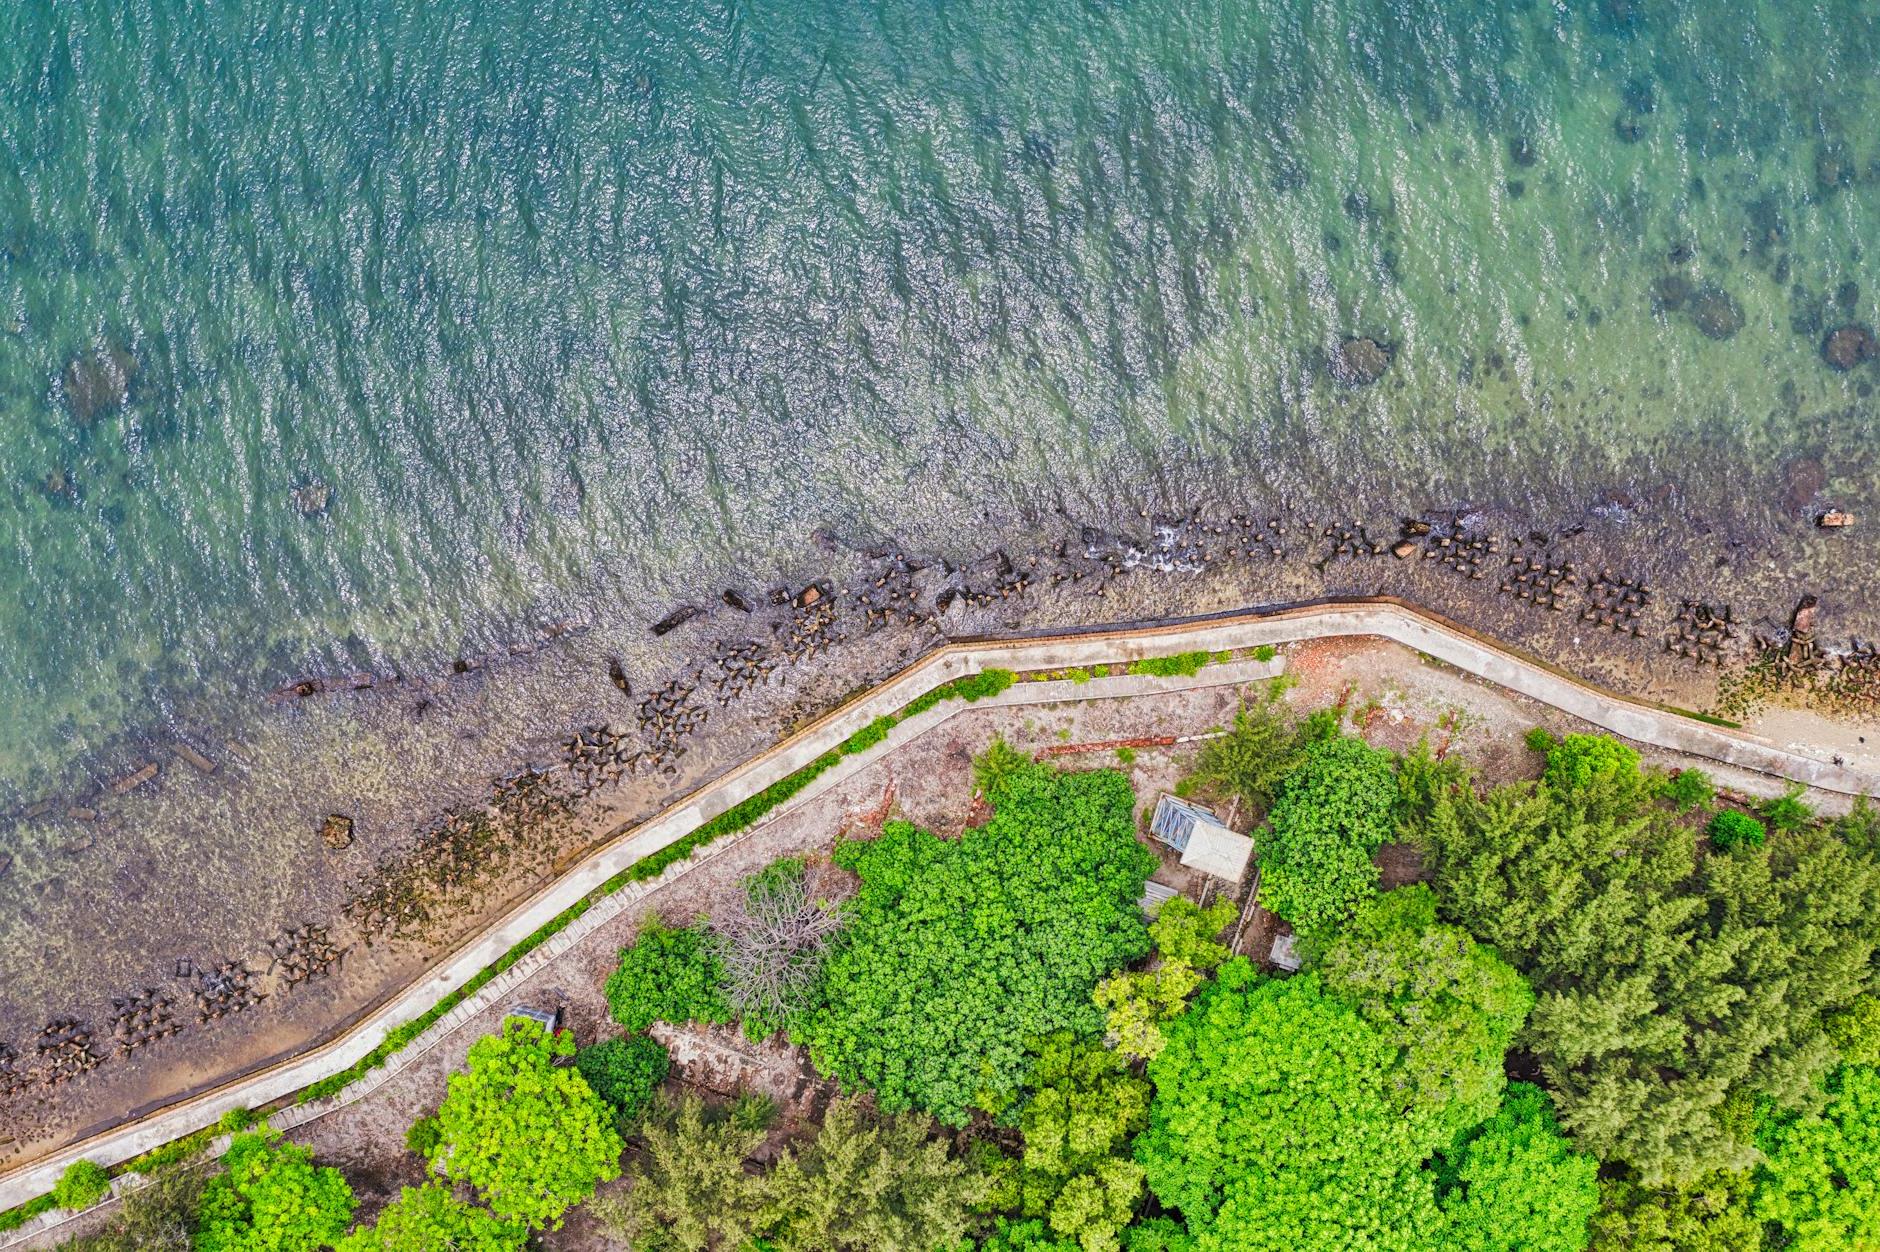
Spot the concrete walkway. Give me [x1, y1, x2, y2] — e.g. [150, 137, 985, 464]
[3, 598, 1873, 1223]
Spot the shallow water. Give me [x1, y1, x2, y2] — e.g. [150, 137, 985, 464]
[0, 0, 1876, 796]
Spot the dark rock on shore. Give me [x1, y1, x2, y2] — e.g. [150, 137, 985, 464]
[608, 658, 631, 693]
[722, 589, 754, 612]
[61, 343, 136, 425]
[794, 580, 833, 609]
[650, 605, 705, 636]
[1823, 325, 1877, 371]
[1689, 287, 1743, 340]
[1333, 336, 1392, 385]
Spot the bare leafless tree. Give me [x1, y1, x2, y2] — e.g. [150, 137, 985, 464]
[711, 859, 848, 1027]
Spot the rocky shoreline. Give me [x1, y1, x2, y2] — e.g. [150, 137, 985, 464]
[3, 490, 1880, 1172]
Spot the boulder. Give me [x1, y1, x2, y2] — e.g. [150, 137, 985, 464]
[1822, 325, 1876, 371]
[1689, 287, 1743, 340]
[650, 605, 704, 636]
[1817, 510, 1855, 529]
[1390, 540, 1418, 559]
[61, 343, 136, 425]
[1333, 336, 1392, 385]
[321, 814, 355, 850]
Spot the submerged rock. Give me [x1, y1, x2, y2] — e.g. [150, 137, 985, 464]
[292, 480, 331, 516]
[1508, 135, 1537, 167]
[1689, 287, 1743, 340]
[61, 343, 136, 425]
[1333, 336, 1392, 385]
[1612, 115, 1645, 144]
[1651, 273, 1692, 312]
[1817, 143, 1854, 193]
[1822, 325, 1877, 371]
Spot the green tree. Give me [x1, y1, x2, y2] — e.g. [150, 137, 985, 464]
[1415, 741, 1880, 1183]
[1433, 1083, 1599, 1252]
[605, 918, 733, 1032]
[1093, 898, 1236, 1062]
[1315, 885, 1533, 1146]
[428, 1019, 623, 1230]
[1587, 1171, 1760, 1252]
[988, 1034, 1150, 1252]
[192, 1130, 354, 1252]
[1753, 1064, 1880, 1248]
[1134, 962, 1440, 1252]
[763, 1096, 986, 1252]
[333, 1183, 526, 1252]
[1660, 769, 1715, 813]
[1258, 734, 1400, 936]
[1184, 692, 1307, 819]
[594, 1094, 769, 1252]
[53, 1160, 111, 1211]
[56, 1161, 207, 1252]
[576, 1035, 671, 1126]
[800, 763, 1156, 1124]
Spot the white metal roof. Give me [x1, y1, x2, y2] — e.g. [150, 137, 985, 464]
[1178, 823, 1254, 882]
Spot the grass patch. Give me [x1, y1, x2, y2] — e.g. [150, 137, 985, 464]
[0, 1195, 56, 1233]
[1253, 645, 1277, 663]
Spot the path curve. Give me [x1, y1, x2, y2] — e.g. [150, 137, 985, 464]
[4, 597, 1872, 1219]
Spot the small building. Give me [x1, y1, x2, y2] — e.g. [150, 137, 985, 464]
[1268, 931, 1303, 973]
[1150, 795, 1255, 883]
[1138, 879, 1180, 916]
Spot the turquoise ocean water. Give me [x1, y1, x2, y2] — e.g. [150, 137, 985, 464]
[0, 0, 1875, 794]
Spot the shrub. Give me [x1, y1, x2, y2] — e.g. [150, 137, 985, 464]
[1523, 727, 1557, 755]
[1066, 667, 1091, 685]
[974, 737, 1034, 802]
[800, 763, 1155, 1123]
[404, 1115, 442, 1159]
[52, 1160, 111, 1211]
[1257, 734, 1400, 936]
[1661, 768, 1715, 812]
[334, 1182, 527, 1252]
[1827, 998, 1880, 1067]
[841, 716, 894, 754]
[428, 1019, 623, 1229]
[604, 917, 732, 1032]
[1253, 645, 1277, 663]
[193, 1129, 355, 1252]
[1114, 746, 1136, 766]
[575, 1036, 670, 1126]
[1760, 784, 1815, 832]
[1128, 652, 1210, 679]
[1543, 733, 1640, 792]
[1707, 809, 1766, 851]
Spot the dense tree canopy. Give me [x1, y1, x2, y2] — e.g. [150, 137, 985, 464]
[333, 1183, 526, 1252]
[597, 1094, 769, 1252]
[799, 763, 1156, 1123]
[762, 1096, 986, 1252]
[989, 1033, 1151, 1252]
[1135, 962, 1441, 1252]
[1432, 1083, 1600, 1252]
[1415, 737, 1880, 1182]
[1258, 734, 1401, 936]
[428, 1020, 624, 1230]
[1316, 885, 1533, 1147]
[1183, 689, 1310, 819]
[193, 1130, 355, 1252]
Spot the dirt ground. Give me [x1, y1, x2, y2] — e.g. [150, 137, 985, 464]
[17, 633, 1856, 1250]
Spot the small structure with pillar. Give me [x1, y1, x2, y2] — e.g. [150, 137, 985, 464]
[1149, 795, 1254, 884]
